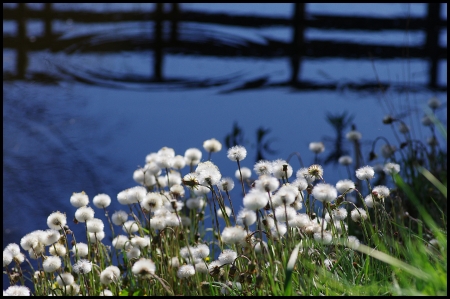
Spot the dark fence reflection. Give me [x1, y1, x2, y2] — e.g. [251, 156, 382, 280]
[3, 3, 447, 91]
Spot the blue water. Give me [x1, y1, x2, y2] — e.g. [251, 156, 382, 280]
[2, 3, 447, 290]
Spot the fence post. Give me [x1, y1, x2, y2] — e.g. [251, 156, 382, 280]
[154, 3, 164, 82]
[16, 3, 28, 79]
[170, 3, 179, 46]
[425, 3, 440, 88]
[44, 3, 53, 44]
[290, 3, 305, 85]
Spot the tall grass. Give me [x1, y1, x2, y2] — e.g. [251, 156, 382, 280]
[3, 100, 446, 296]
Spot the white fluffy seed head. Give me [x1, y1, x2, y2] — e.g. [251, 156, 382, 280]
[235, 167, 252, 180]
[111, 210, 128, 226]
[335, 179, 355, 194]
[86, 218, 104, 233]
[70, 191, 89, 208]
[56, 272, 74, 286]
[272, 159, 293, 179]
[72, 243, 89, 258]
[73, 259, 92, 274]
[177, 265, 195, 278]
[236, 209, 257, 227]
[351, 208, 368, 222]
[93, 193, 111, 208]
[218, 249, 238, 265]
[47, 211, 67, 230]
[184, 148, 202, 165]
[132, 258, 156, 277]
[100, 265, 121, 285]
[312, 183, 337, 203]
[218, 177, 235, 192]
[227, 145, 247, 161]
[75, 206, 95, 223]
[49, 243, 67, 257]
[243, 189, 269, 211]
[42, 256, 61, 273]
[221, 226, 247, 245]
[203, 138, 222, 153]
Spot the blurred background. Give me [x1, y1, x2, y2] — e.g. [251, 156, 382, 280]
[2, 3, 447, 285]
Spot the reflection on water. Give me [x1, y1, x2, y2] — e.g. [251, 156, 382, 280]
[3, 3, 447, 91]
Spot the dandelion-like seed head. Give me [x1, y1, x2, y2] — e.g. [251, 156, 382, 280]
[133, 167, 156, 187]
[296, 167, 315, 184]
[75, 206, 95, 223]
[203, 138, 222, 153]
[355, 166, 375, 181]
[112, 235, 130, 250]
[218, 249, 238, 265]
[111, 210, 129, 226]
[254, 175, 279, 192]
[227, 145, 247, 161]
[271, 186, 296, 207]
[193, 243, 210, 259]
[221, 226, 247, 245]
[291, 177, 308, 191]
[218, 177, 235, 192]
[346, 130, 362, 141]
[72, 242, 89, 258]
[100, 266, 120, 285]
[243, 189, 269, 211]
[93, 193, 111, 209]
[383, 162, 400, 175]
[236, 209, 257, 227]
[4, 285, 31, 296]
[49, 242, 67, 257]
[186, 196, 205, 210]
[56, 272, 75, 286]
[170, 184, 185, 198]
[132, 258, 156, 278]
[335, 179, 355, 194]
[351, 208, 368, 222]
[184, 148, 202, 166]
[47, 211, 67, 230]
[309, 141, 325, 154]
[235, 167, 252, 180]
[291, 213, 310, 228]
[86, 218, 105, 234]
[20, 233, 40, 251]
[3, 250, 13, 267]
[372, 185, 390, 199]
[43, 256, 62, 273]
[122, 220, 140, 234]
[346, 236, 360, 250]
[196, 161, 221, 186]
[274, 206, 297, 223]
[312, 183, 337, 203]
[307, 164, 324, 180]
[254, 160, 273, 176]
[313, 231, 333, 245]
[217, 206, 232, 219]
[177, 264, 196, 278]
[70, 191, 89, 208]
[171, 155, 186, 170]
[271, 222, 287, 239]
[130, 235, 150, 249]
[272, 159, 293, 179]
[73, 259, 92, 274]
